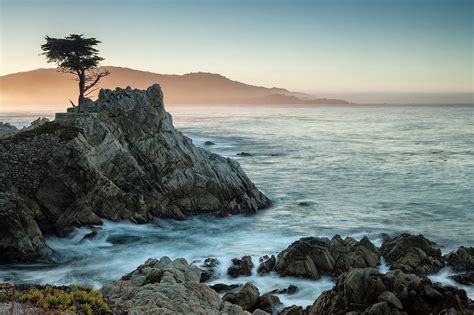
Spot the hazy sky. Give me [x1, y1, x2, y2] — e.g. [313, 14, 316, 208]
[0, 0, 473, 98]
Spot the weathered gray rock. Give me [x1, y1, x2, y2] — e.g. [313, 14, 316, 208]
[102, 257, 223, 314]
[279, 305, 307, 315]
[222, 282, 260, 312]
[381, 234, 444, 275]
[22, 117, 50, 131]
[257, 255, 276, 274]
[0, 192, 44, 262]
[0, 122, 18, 138]
[211, 283, 241, 293]
[274, 235, 380, 279]
[201, 257, 221, 282]
[445, 246, 474, 272]
[308, 267, 473, 315]
[255, 292, 281, 313]
[0, 84, 270, 262]
[228, 256, 254, 278]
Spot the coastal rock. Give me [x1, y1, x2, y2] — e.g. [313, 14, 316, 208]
[201, 257, 221, 282]
[23, 117, 50, 131]
[269, 284, 298, 295]
[0, 122, 18, 138]
[0, 192, 44, 262]
[211, 283, 241, 293]
[102, 256, 224, 314]
[279, 305, 307, 315]
[444, 246, 474, 272]
[237, 152, 253, 157]
[450, 272, 474, 285]
[228, 256, 254, 278]
[204, 141, 216, 146]
[308, 267, 473, 315]
[257, 255, 276, 274]
[0, 84, 270, 261]
[274, 235, 380, 279]
[381, 234, 444, 275]
[256, 293, 281, 313]
[223, 282, 260, 312]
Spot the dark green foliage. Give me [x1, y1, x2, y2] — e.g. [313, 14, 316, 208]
[41, 34, 110, 110]
[0, 284, 110, 314]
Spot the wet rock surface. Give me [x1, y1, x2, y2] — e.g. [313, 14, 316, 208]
[103, 257, 226, 314]
[0, 84, 270, 262]
[381, 233, 444, 275]
[257, 255, 276, 274]
[274, 235, 380, 279]
[309, 267, 474, 315]
[445, 246, 474, 272]
[228, 256, 255, 278]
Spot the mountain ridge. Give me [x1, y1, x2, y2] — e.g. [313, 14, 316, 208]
[0, 66, 349, 107]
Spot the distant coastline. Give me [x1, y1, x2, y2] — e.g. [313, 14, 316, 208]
[0, 66, 349, 107]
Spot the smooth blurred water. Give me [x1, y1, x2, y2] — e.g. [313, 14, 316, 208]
[1, 104, 473, 305]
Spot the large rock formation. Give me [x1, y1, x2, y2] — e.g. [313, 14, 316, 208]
[381, 234, 444, 275]
[102, 257, 269, 315]
[309, 267, 473, 315]
[274, 235, 381, 279]
[0, 84, 270, 262]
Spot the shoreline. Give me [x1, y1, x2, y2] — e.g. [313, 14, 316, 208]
[0, 232, 472, 314]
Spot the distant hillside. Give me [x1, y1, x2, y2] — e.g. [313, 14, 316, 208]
[0, 66, 349, 107]
[243, 94, 349, 105]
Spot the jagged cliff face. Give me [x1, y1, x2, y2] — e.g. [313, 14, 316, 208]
[0, 84, 270, 262]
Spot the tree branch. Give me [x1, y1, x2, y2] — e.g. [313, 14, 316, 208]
[84, 69, 110, 92]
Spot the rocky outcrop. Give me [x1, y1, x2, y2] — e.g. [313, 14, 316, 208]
[0, 122, 18, 138]
[445, 246, 474, 286]
[274, 235, 380, 279]
[223, 282, 260, 312]
[309, 267, 473, 315]
[201, 257, 220, 282]
[0, 192, 44, 262]
[228, 256, 255, 278]
[103, 257, 223, 314]
[381, 234, 444, 275]
[0, 84, 270, 262]
[257, 255, 276, 274]
[445, 246, 474, 272]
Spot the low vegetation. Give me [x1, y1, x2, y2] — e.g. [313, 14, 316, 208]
[0, 284, 110, 314]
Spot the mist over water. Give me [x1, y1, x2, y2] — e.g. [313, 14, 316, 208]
[1, 104, 473, 305]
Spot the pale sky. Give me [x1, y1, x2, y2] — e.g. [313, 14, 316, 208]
[0, 0, 473, 100]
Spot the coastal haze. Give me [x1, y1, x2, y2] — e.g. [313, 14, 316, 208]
[1, 0, 473, 314]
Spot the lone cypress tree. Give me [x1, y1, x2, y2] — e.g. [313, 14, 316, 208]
[41, 34, 110, 111]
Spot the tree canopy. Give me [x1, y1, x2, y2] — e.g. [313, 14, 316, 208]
[41, 34, 110, 110]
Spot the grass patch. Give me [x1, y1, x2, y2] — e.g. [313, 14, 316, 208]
[0, 284, 110, 314]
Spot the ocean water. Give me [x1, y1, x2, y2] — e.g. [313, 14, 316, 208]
[1, 104, 473, 306]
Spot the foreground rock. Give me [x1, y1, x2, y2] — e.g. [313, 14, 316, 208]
[274, 235, 380, 279]
[381, 234, 444, 275]
[103, 257, 223, 314]
[0, 84, 270, 262]
[103, 257, 267, 314]
[309, 267, 473, 315]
